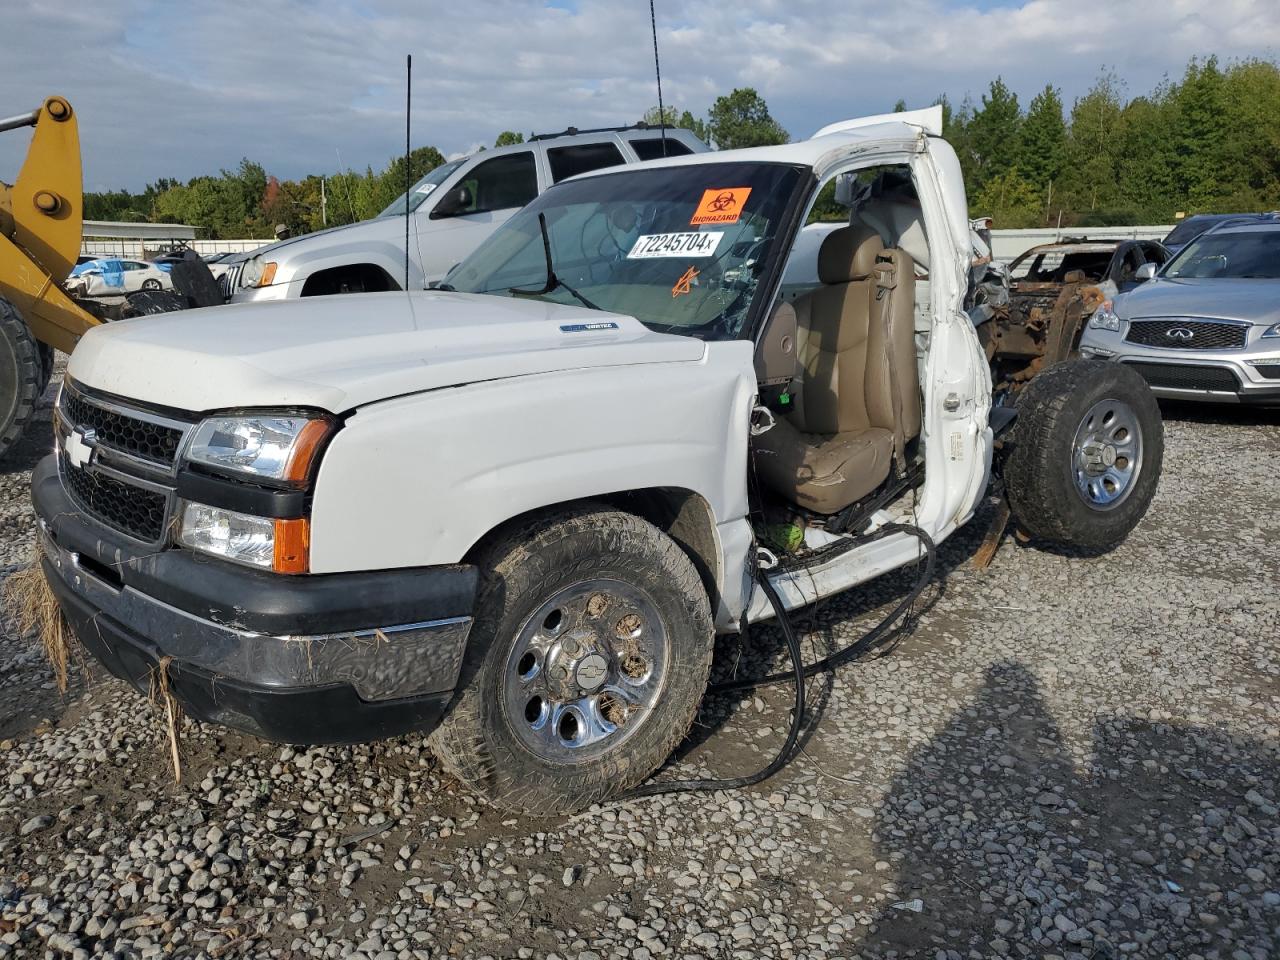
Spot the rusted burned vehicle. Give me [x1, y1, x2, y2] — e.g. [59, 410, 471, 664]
[977, 237, 1170, 397]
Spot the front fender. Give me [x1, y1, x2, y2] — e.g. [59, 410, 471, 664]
[308, 341, 757, 578]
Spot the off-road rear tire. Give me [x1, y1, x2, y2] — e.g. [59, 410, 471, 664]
[0, 298, 43, 461]
[1005, 359, 1162, 551]
[429, 505, 714, 815]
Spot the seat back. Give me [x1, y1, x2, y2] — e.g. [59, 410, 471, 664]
[787, 226, 895, 439]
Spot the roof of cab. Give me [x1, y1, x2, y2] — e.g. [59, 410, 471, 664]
[573, 106, 944, 178]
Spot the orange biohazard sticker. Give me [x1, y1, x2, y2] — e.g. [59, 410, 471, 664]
[672, 265, 699, 297]
[690, 187, 752, 225]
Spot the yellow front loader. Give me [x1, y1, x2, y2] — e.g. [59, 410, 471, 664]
[0, 96, 102, 458]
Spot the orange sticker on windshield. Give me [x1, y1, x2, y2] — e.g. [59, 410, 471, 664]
[691, 187, 752, 225]
[672, 265, 699, 297]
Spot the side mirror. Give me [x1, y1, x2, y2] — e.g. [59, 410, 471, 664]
[1135, 262, 1158, 282]
[755, 301, 799, 387]
[430, 185, 473, 220]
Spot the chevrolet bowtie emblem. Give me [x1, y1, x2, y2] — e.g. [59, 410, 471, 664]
[63, 427, 97, 470]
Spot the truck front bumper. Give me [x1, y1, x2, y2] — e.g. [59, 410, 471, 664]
[32, 456, 477, 745]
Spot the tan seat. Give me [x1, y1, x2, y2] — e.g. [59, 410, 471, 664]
[753, 225, 920, 515]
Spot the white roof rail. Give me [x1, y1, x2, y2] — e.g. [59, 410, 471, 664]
[811, 104, 944, 140]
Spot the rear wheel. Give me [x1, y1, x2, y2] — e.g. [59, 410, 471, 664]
[429, 505, 714, 815]
[0, 298, 43, 461]
[1005, 359, 1162, 550]
[141, 278, 162, 291]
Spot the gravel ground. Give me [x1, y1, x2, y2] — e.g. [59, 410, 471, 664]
[1, 378, 1278, 960]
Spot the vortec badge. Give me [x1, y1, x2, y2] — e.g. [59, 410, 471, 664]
[63, 428, 97, 470]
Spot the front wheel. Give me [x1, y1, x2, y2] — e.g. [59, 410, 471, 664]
[1004, 359, 1163, 551]
[429, 505, 714, 815]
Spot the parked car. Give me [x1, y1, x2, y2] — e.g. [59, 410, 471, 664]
[35, 105, 1162, 814]
[1162, 212, 1280, 256]
[65, 258, 171, 297]
[225, 124, 708, 302]
[1079, 220, 1280, 403]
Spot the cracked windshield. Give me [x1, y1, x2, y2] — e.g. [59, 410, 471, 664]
[445, 161, 803, 339]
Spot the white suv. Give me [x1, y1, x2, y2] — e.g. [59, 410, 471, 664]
[227, 125, 707, 302]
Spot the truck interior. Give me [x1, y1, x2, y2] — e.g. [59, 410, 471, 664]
[752, 164, 929, 548]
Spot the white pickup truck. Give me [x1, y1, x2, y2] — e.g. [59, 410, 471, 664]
[34, 106, 1162, 814]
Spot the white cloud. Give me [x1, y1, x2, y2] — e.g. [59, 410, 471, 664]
[0, 0, 1276, 190]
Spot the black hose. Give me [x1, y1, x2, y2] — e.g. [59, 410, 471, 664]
[620, 523, 936, 800]
[715, 523, 936, 694]
[620, 568, 806, 799]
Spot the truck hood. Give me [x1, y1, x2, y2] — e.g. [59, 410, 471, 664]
[67, 292, 707, 413]
[1116, 277, 1280, 325]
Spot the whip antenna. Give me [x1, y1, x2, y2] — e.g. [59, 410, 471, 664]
[648, 0, 667, 156]
[404, 53, 412, 292]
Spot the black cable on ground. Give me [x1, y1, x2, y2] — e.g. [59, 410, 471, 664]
[620, 569, 805, 799]
[620, 523, 936, 800]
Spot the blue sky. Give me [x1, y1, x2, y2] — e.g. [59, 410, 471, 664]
[2, 0, 1277, 192]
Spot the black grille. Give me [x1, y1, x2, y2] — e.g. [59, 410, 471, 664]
[1255, 364, 1280, 381]
[63, 464, 168, 542]
[1125, 319, 1247, 350]
[1125, 362, 1240, 393]
[62, 391, 184, 465]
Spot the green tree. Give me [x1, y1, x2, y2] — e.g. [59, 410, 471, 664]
[972, 168, 1042, 228]
[494, 131, 524, 147]
[642, 105, 709, 143]
[706, 88, 788, 149]
[1059, 71, 1126, 215]
[967, 78, 1022, 192]
[1019, 85, 1066, 191]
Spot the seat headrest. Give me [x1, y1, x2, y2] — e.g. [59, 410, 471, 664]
[818, 226, 884, 284]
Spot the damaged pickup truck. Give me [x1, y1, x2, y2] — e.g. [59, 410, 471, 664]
[33, 106, 1163, 814]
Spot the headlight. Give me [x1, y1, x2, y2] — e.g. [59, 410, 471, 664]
[240, 257, 278, 288]
[186, 414, 333, 484]
[178, 502, 309, 573]
[1262, 323, 1280, 339]
[1088, 301, 1121, 332]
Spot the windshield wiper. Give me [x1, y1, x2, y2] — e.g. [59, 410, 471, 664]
[510, 212, 602, 311]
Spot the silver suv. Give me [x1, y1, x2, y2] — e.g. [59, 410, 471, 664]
[1079, 220, 1280, 404]
[227, 125, 707, 303]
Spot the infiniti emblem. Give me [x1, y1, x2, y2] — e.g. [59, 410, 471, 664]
[1166, 327, 1195, 340]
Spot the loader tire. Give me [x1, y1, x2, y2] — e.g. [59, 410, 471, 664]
[1005, 359, 1162, 551]
[429, 504, 714, 815]
[0, 298, 43, 461]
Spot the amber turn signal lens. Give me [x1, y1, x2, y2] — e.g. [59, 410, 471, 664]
[272, 518, 310, 574]
[258, 262, 278, 287]
[283, 419, 333, 483]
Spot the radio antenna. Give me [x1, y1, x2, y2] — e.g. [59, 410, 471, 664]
[404, 53, 412, 292]
[648, 0, 667, 157]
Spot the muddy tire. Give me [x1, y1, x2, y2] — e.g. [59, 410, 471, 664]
[37, 343, 54, 393]
[0, 298, 43, 461]
[429, 505, 714, 815]
[1005, 359, 1162, 551]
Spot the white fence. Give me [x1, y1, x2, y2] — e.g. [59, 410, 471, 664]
[81, 237, 268, 259]
[990, 225, 1173, 262]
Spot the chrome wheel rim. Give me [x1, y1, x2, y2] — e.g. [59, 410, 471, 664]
[1071, 398, 1143, 511]
[502, 579, 669, 763]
